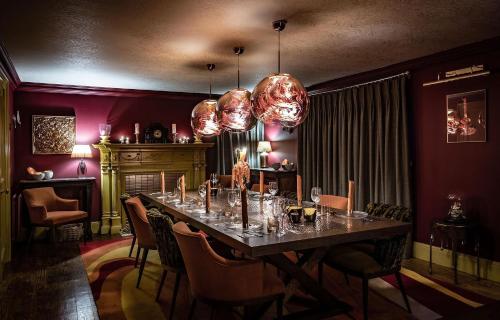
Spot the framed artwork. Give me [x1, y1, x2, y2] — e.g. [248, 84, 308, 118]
[446, 90, 486, 143]
[32, 115, 76, 154]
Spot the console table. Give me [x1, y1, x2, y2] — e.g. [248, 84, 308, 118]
[93, 143, 213, 234]
[250, 168, 297, 194]
[15, 177, 95, 241]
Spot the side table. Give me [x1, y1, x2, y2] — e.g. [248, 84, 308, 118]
[429, 219, 480, 284]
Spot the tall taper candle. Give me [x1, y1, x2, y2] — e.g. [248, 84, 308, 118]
[259, 171, 264, 196]
[347, 180, 355, 214]
[134, 123, 140, 134]
[241, 187, 248, 229]
[180, 175, 186, 203]
[172, 123, 176, 134]
[231, 167, 235, 189]
[160, 171, 165, 194]
[206, 180, 211, 214]
[297, 175, 303, 206]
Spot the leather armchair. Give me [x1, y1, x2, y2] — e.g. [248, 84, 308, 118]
[22, 187, 90, 243]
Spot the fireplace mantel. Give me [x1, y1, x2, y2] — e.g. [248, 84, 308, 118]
[93, 143, 214, 234]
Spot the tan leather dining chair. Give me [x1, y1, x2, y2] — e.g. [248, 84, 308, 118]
[22, 187, 90, 244]
[125, 196, 157, 288]
[318, 180, 355, 210]
[172, 221, 285, 319]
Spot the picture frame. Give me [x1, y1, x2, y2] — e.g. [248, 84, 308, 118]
[446, 89, 486, 143]
[32, 115, 76, 154]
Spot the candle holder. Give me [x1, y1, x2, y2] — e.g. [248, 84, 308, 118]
[100, 135, 110, 144]
[135, 133, 140, 144]
[171, 132, 178, 144]
[194, 135, 202, 144]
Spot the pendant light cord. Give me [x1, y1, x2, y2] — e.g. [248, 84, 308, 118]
[209, 69, 212, 99]
[278, 30, 281, 74]
[237, 53, 240, 88]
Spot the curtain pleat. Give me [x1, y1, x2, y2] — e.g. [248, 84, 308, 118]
[298, 76, 411, 209]
[216, 121, 264, 174]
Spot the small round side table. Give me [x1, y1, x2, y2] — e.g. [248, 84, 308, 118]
[429, 218, 480, 284]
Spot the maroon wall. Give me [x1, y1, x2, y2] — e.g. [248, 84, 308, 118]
[13, 86, 209, 219]
[264, 123, 298, 165]
[305, 38, 500, 260]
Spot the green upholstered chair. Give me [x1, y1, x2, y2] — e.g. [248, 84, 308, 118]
[320, 203, 412, 320]
[146, 208, 185, 320]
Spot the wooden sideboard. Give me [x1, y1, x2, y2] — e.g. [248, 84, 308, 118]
[250, 168, 297, 194]
[93, 143, 213, 234]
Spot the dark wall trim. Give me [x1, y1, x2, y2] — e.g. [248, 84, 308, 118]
[307, 36, 500, 94]
[0, 40, 21, 87]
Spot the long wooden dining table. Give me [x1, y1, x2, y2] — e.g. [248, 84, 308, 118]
[140, 190, 411, 319]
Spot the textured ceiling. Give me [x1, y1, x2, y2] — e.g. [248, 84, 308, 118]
[1, 0, 499, 94]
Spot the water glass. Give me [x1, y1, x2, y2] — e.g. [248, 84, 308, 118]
[311, 186, 322, 212]
[268, 181, 278, 197]
[198, 184, 206, 201]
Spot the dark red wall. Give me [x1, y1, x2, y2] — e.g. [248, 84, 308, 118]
[265, 123, 298, 166]
[305, 38, 500, 260]
[13, 87, 209, 219]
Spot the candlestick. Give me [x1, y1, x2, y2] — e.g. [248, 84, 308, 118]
[160, 171, 165, 194]
[135, 133, 139, 144]
[241, 188, 248, 229]
[259, 172, 264, 196]
[297, 175, 302, 206]
[231, 167, 235, 189]
[347, 180, 355, 215]
[206, 180, 211, 214]
[134, 123, 140, 135]
[180, 175, 186, 203]
[172, 123, 176, 134]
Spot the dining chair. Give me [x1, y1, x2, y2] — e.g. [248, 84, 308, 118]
[120, 193, 137, 258]
[22, 187, 91, 245]
[146, 208, 185, 320]
[125, 196, 157, 288]
[321, 203, 412, 320]
[172, 221, 285, 320]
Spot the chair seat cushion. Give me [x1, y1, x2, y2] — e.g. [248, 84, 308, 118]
[324, 244, 382, 276]
[44, 210, 88, 225]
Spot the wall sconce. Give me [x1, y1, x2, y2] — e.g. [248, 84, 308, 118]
[257, 141, 272, 168]
[12, 110, 21, 128]
[71, 145, 92, 177]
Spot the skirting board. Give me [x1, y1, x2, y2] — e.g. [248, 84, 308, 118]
[413, 241, 500, 282]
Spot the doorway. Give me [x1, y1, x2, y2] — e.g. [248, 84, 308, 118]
[0, 75, 11, 278]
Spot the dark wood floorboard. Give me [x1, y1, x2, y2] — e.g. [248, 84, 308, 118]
[0, 241, 99, 320]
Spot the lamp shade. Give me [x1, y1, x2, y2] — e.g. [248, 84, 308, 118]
[190, 99, 222, 137]
[257, 141, 272, 154]
[71, 145, 92, 158]
[218, 88, 256, 132]
[251, 73, 310, 128]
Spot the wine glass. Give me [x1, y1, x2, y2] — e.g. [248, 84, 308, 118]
[198, 184, 207, 202]
[269, 181, 278, 198]
[227, 190, 237, 222]
[311, 187, 322, 212]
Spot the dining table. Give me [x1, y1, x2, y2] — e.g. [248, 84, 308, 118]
[140, 190, 411, 319]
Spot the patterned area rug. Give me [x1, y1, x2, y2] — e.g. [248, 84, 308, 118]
[80, 238, 495, 320]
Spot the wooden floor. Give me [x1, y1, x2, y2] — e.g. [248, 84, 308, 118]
[1, 238, 499, 320]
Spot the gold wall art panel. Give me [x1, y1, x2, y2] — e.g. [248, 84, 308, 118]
[32, 115, 76, 154]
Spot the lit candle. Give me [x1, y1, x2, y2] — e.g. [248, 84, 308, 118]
[297, 175, 302, 206]
[172, 123, 176, 134]
[347, 180, 355, 214]
[231, 167, 235, 189]
[259, 171, 264, 196]
[206, 180, 211, 213]
[134, 123, 140, 134]
[161, 171, 165, 194]
[241, 187, 248, 229]
[180, 175, 186, 203]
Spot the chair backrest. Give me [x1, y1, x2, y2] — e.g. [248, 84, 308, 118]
[365, 202, 412, 271]
[219, 175, 233, 188]
[23, 187, 60, 224]
[125, 197, 155, 248]
[120, 193, 136, 236]
[146, 208, 184, 270]
[172, 221, 263, 301]
[319, 195, 348, 210]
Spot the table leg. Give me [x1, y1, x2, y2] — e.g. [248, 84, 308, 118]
[429, 233, 434, 274]
[264, 249, 351, 316]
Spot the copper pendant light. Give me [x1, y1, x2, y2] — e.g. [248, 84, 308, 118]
[191, 64, 222, 137]
[218, 47, 256, 133]
[251, 20, 310, 128]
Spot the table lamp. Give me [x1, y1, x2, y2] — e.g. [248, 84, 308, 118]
[257, 141, 272, 168]
[72, 144, 92, 177]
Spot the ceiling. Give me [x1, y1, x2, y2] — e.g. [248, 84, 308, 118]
[1, 0, 499, 94]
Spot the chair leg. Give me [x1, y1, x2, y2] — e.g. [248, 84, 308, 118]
[362, 278, 368, 320]
[136, 248, 149, 288]
[318, 261, 323, 286]
[395, 272, 412, 313]
[276, 296, 283, 320]
[188, 298, 197, 320]
[135, 246, 141, 268]
[129, 236, 136, 258]
[168, 272, 182, 320]
[156, 270, 167, 302]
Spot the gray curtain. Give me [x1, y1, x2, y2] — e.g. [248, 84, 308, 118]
[216, 121, 264, 174]
[298, 75, 411, 210]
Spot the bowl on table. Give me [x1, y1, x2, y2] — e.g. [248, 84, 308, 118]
[43, 170, 54, 180]
[282, 163, 296, 171]
[30, 172, 45, 180]
[270, 163, 281, 171]
[303, 208, 317, 222]
[287, 205, 303, 224]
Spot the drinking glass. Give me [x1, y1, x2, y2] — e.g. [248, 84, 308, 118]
[198, 184, 207, 202]
[273, 197, 286, 237]
[311, 187, 322, 213]
[210, 173, 219, 186]
[268, 181, 278, 198]
[235, 187, 242, 206]
[227, 190, 237, 222]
